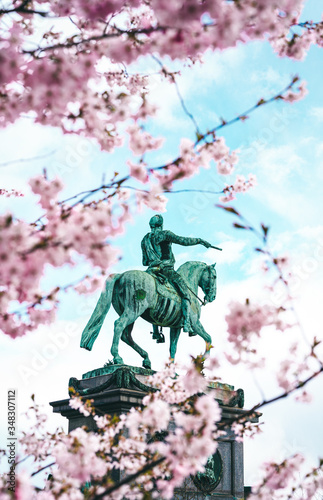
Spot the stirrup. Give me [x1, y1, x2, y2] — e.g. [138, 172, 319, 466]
[157, 331, 165, 343]
[150, 327, 165, 344]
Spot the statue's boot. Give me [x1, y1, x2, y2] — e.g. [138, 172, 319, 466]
[152, 324, 160, 340]
[151, 324, 165, 343]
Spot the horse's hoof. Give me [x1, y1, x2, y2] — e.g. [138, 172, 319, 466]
[143, 359, 151, 369]
[114, 357, 124, 365]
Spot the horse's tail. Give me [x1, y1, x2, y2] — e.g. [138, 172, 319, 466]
[80, 274, 120, 351]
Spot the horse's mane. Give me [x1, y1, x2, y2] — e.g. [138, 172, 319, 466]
[177, 260, 208, 276]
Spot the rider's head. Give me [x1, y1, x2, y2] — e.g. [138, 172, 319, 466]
[149, 214, 163, 231]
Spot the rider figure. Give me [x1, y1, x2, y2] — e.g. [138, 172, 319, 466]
[141, 214, 212, 335]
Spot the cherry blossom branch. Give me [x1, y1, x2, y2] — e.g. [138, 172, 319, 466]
[16, 17, 323, 58]
[215, 204, 313, 346]
[59, 176, 128, 208]
[35, 77, 301, 214]
[152, 76, 302, 172]
[92, 456, 165, 499]
[15, 454, 32, 466]
[31, 461, 55, 477]
[0, 7, 48, 16]
[0, 0, 49, 16]
[23, 25, 172, 56]
[297, 21, 323, 28]
[4, 274, 98, 317]
[218, 363, 323, 431]
[249, 455, 323, 499]
[285, 463, 323, 500]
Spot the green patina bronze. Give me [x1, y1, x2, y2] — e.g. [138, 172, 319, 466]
[69, 365, 156, 396]
[80, 215, 221, 368]
[82, 364, 155, 379]
[192, 450, 223, 493]
[135, 289, 146, 301]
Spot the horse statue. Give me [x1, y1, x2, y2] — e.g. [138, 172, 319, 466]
[80, 260, 217, 369]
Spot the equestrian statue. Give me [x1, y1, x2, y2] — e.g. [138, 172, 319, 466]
[80, 214, 222, 368]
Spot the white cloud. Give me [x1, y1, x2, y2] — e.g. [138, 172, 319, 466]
[249, 66, 284, 95]
[314, 141, 323, 158]
[252, 144, 304, 183]
[203, 239, 247, 265]
[309, 106, 323, 122]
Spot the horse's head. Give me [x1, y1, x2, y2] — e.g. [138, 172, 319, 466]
[199, 263, 217, 303]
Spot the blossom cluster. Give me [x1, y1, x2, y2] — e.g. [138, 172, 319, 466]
[0, 188, 23, 198]
[220, 174, 257, 203]
[0, 0, 314, 162]
[151, 136, 253, 200]
[0, 174, 131, 338]
[1, 357, 322, 499]
[0, 361, 223, 500]
[225, 299, 288, 367]
[231, 419, 262, 443]
[0, 0, 314, 241]
[248, 454, 323, 500]
[276, 340, 320, 395]
[273, 22, 323, 60]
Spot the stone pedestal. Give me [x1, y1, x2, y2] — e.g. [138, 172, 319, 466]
[50, 364, 155, 432]
[50, 365, 258, 500]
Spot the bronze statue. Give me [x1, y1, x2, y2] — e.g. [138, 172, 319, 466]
[81, 215, 221, 368]
[141, 214, 216, 335]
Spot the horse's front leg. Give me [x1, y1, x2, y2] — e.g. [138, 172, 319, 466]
[190, 316, 212, 355]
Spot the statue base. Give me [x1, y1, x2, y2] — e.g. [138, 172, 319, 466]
[50, 365, 258, 499]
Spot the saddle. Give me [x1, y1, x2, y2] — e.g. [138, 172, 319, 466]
[146, 268, 180, 302]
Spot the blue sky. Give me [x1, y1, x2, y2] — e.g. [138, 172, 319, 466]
[1, 0, 323, 486]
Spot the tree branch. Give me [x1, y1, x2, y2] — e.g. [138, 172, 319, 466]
[152, 55, 201, 135]
[91, 456, 165, 499]
[152, 76, 301, 172]
[31, 461, 55, 477]
[218, 364, 323, 431]
[23, 25, 170, 56]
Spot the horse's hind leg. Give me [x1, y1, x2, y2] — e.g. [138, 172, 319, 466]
[111, 311, 139, 365]
[121, 323, 151, 369]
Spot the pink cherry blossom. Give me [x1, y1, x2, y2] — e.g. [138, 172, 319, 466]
[225, 299, 288, 366]
[220, 173, 257, 202]
[69, 396, 92, 417]
[127, 124, 164, 156]
[0, 188, 23, 197]
[0, 2, 322, 498]
[282, 81, 308, 103]
[127, 160, 149, 184]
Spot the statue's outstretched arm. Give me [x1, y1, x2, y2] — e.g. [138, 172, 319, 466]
[161, 230, 212, 248]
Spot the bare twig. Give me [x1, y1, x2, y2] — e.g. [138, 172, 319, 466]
[0, 150, 57, 168]
[152, 55, 201, 134]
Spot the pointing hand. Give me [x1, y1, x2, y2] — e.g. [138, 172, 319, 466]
[199, 239, 212, 248]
